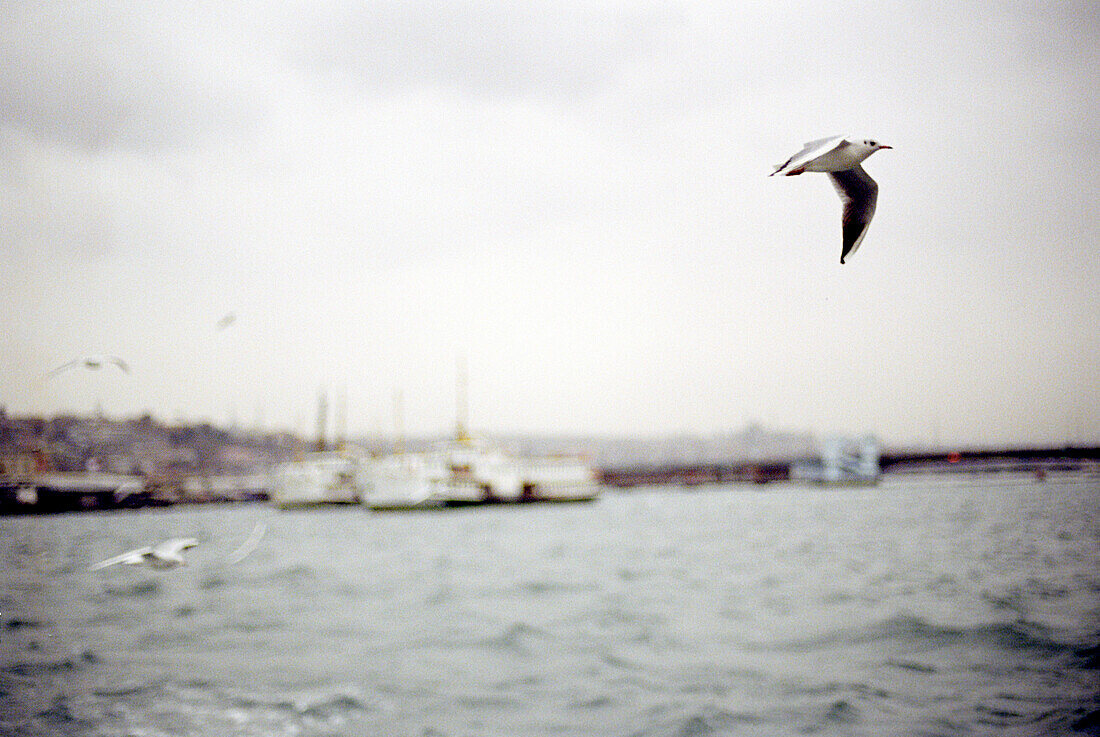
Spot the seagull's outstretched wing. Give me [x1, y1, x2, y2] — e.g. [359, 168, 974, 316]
[828, 164, 879, 264]
[89, 546, 154, 570]
[771, 135, 848, 176]
[104, 356, 130, 373]
[46, 359, 82, 379]
[226, 523, 266, 564]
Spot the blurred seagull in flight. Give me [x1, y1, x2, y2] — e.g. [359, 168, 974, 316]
[225, 522, 267, 564]
[89, 537, 198, 571]
[771, 135, 892, 264]
[215, 312, 236, 331]
[47, 354, 130, 378]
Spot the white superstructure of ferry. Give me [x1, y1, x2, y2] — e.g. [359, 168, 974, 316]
[268, 452, 364, 508]
[362, 440, 600, 510]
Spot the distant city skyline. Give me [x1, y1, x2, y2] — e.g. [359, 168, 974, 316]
[3, 2, 1098, 448]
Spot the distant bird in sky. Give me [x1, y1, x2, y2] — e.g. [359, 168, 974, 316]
[215, 312, 236, 331]
[47, 354, 130, 379]
[89, 537, 198, 571]
[771, 135, 892, 264]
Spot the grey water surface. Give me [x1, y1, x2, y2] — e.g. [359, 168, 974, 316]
[2, 473, 1098, 736]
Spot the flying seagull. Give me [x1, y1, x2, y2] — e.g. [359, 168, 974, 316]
[89, 537, 198, 571]
[225, 522, 266, 564]
[215, 312, 236, 331]
[47, 354, 130, 379]
[771, 135, 892, 264]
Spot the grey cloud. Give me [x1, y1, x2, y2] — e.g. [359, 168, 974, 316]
[289, 1, 683, 100]
[0, 2, 266, 151]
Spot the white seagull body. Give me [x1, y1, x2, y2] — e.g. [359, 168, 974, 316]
[771, 135, 892, 264]
[47, 354, 130, 378]
[89, 537, 198, 571]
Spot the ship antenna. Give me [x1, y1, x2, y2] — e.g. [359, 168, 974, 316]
[392, 388, 405, 455]
[455, 355, 470, 443]
[315, 387, 328, 453]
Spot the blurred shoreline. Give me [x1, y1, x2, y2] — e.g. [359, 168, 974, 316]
[2, 409, 1098, 514]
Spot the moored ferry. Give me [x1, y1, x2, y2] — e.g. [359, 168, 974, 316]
[362, 440, 600, 510]
[268, 452, 363, 508]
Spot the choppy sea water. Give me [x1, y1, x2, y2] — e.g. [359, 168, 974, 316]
[2, 473, 1098, 736]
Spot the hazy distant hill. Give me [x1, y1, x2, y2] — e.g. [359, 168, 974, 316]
[0, 411, 302, 478]
[3, 409, 818, 476]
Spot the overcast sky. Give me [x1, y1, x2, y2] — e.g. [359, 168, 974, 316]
[3, 0, 1098, 447]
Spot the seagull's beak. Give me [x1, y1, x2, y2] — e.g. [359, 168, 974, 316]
[879, 145, 893, 150]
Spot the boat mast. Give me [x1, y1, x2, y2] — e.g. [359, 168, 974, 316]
[315, 388, 328, 453]
[455, 355, 470, 443]
[392, 388, 405, 455]
[334, 386, 347, 453]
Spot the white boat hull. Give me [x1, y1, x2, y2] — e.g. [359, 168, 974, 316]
[362, 445, 600, 510]
[268, 454, 363, 508]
